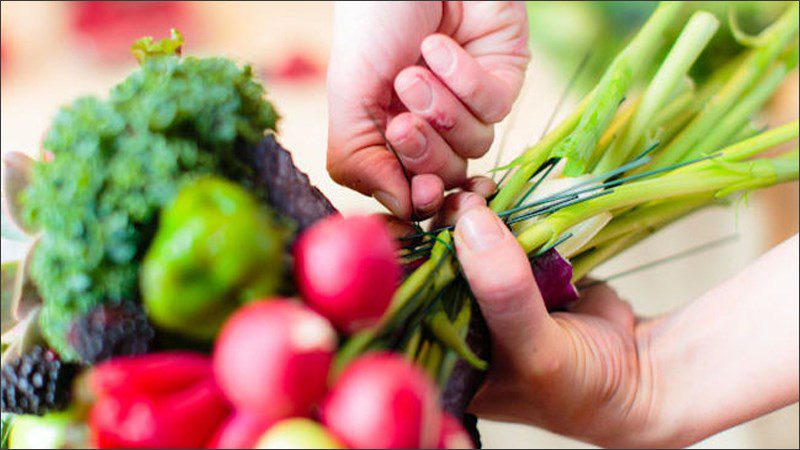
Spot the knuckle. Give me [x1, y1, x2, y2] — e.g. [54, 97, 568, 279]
[483, 99, 512, 124]
[459, 75, 482, 103]
[474, 259, 535, 304]
[454, 125, 493, 159]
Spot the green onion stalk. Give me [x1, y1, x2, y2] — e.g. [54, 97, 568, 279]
[336, 1, 800, 397]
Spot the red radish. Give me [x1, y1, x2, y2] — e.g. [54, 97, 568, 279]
[437, 414, 474, 449]
[90, 378, 230, 448]
[321, 353, 441, 448]
[295, 215, 401, 333]
[213, 299, 336, 420]
[208, 411, 275, 449]
[90, 352, 212, 399]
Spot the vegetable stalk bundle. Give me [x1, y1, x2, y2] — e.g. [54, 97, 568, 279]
[337, 0, 800, 438]
[1, 2, 798, 448]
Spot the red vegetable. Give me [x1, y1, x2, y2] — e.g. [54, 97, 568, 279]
[213, 299, 336, 420]
[208, 411, 275, 449]
[90, 352, 213, 399]
[436, 414, 474, 449]
[266, 52, 322, 83]
[295, 215, 401, 333]
[88, 354, 230, 448]
[322, 353, 441, 449]
[531, 248, 579, 311]
[69, 1, 193, 61]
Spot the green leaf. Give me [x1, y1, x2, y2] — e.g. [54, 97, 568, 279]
[131, 29, 184, 65]
[426, 311, 487, 371]
[0, 413, 13, 450]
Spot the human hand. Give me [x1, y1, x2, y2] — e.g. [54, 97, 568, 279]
[451, 204, 799, 448]
[451, 204, 659, 447]
[326, 2, 530, 219]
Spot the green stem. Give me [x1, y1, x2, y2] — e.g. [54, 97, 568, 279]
[581, 194, 713, 252]
[426, 310, 487, 370]
[571, 230, 650, 282]
[422, 342, 443, 381]
[505, 93, 593, 169]
[383, 231, 455, 325]
[490, 150, 550, 213]
[517, 152, 799, 254]
[404, 327, 423, 362]
[650, 88, 697, 131]
[677, 120, 798, 172]
[587, 96, 642, 170]
[594, 11, 719, 174]
[725, 122, 763, 147]
[554, 1, 685, 176]
[436, 300, 473, 387]
[693, 64, 791, 155]
[651, 3, 799, 168]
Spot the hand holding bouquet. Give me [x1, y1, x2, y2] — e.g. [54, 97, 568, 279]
[2, 2, 799, 448]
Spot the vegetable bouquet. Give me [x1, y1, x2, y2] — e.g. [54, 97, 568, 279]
[1, 2, 798, 448]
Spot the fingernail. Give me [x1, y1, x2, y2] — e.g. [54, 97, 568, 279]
[424, 39, 454, 76]
[457, 192, 486, 212]
[457, 207, 505, 252]
[412, 195, 436, 219]
[397, 75, 433, 112]
[374, 190, 401, 215]
[399, 125, 427, 160]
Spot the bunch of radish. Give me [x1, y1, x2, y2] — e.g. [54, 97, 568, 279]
[85, 214, 472, 448]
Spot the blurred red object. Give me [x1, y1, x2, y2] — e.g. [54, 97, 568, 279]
[207, 411, 275, 449]
[1, 35, 8, 73]
[69, 1, 195, 62]
[88, 352, 231, 448]
[265, 52, 323, 83]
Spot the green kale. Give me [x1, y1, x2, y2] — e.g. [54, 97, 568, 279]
[131, 29, 185, 64]
[22, 42, 278, 360]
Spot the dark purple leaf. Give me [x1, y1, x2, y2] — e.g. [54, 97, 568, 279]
[531, 248, 579, 311]
[236, 135, 337, 233]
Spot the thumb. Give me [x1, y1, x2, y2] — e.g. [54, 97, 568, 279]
[454, 206, 558, 369]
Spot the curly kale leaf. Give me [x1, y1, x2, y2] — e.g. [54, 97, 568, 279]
[23, 51, 278, 360]
[131, 29, 184, 65]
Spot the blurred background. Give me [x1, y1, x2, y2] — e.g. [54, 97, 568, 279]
[1, 2, 797, 448]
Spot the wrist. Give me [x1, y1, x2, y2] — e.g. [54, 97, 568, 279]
[611, 317, 705, 449]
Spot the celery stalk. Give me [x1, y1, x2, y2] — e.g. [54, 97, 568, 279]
[594, 11, 719, 174]
[651, 3, 799, 168]
[571, 231, 650, 283]
[678, 120, 798, 172]
[517, 151, 799, 254]
[693, 64, 792, 155]
[581, 195, 713, 251]
[587, 96, 642, 169]
[553, 2, 685, 176]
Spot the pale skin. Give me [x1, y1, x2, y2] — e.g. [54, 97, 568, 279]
[327, 2, 800, 448]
